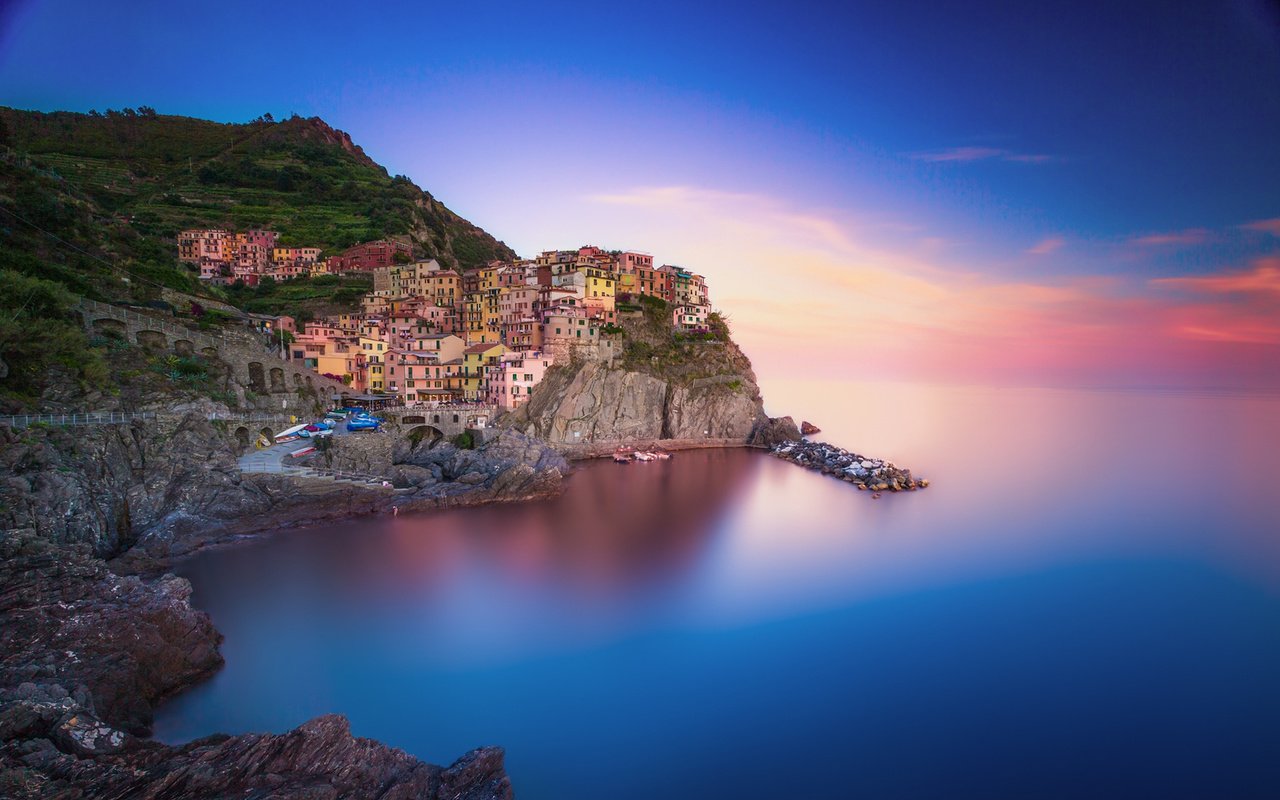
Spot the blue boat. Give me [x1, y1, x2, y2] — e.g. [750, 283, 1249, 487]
[346, 417, 381, 432]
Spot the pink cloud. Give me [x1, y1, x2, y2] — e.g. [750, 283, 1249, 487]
[1027, 237, 1065, 255]
[1151, 259, 1280, 296]
[1129, 229, 1210, 247]
[911, 146, 1005, 163]
[1240, 218, 1280, 236]
[910, 147, 1056, 165]
[585, 186, 1280, 388]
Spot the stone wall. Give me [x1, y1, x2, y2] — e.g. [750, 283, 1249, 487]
[78, 299, 349, 415]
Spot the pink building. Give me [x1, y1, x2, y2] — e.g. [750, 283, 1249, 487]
[617, 251, 654, 274]
[487, 351, 554, 410]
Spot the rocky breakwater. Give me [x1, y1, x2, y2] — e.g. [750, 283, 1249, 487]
[773, 440, 930, 496]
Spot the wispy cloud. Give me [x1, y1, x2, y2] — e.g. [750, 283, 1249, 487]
[909, 147, 1055, 165]
[585, 186, 1280, 387]
[1027, 237, 1065, 256]
[1151, 259, 1280, 296]
[1240, 218, 1280, 236]
[1129, 228, 1210, 247]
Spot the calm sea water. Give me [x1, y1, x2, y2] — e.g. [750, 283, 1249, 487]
[154, 381, 1280, 799]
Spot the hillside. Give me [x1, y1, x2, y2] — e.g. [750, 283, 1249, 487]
[0, 107, 514, 272]
[0, 106, 515, 408]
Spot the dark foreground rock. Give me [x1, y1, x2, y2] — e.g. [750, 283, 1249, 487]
[0, 704, 512, 800]
[0, 530, 222, 735]
[800, 420, 821, 435]
[772, 440, 929, 494]
[0, 529, 514, 799]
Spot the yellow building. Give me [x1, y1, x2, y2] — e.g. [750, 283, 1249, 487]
[461, 342, 506, 401]
[583, 267, 617, 313]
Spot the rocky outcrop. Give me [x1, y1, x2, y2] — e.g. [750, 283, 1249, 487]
[306, 428, 569, 510]
[502, 341, 799, 454]
[0, 530, 222, 735]
[0, 698, 512, 800]
[0, 412, 394, 569]
[0, 529, 514, 799]
[801, 420, 821, 435]
[748, 415, 803, 448]
[772, 440, 929, 496]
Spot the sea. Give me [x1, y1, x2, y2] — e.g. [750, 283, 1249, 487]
[153, 380, 1280, 799]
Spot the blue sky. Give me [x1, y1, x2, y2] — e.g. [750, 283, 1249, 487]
[2, 0, 1279, 386]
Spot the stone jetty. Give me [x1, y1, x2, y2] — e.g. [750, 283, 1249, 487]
[771, 440, 929, 495]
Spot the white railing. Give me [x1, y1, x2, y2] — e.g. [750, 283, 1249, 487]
[206, 412, 296, 424]
[0, 411, 158, 428]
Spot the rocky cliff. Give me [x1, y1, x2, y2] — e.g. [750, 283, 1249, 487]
[503, 307, 799, 454]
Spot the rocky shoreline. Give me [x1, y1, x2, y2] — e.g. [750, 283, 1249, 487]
[0, 529, 514, 798]
[772, 439, 929, 496]
[0, 415, 554, 798]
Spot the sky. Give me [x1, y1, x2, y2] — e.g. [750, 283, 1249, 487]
[2, 0, 1279, 389]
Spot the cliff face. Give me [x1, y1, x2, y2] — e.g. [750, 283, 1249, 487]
[505, 360, 769, 445]
[502, 311, 799, 453]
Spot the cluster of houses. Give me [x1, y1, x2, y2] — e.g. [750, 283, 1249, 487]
[189, 240, 714, 411]
[178, 228, 411, 285]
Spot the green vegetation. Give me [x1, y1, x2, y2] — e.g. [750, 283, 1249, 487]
[451, 431, 476, 450]
[0, 270, 110, 408]
[0, 106, 517, 408]
[223, 273, 373, 322]
[2, 108, 515, 270]
[614, 298, 751, 383]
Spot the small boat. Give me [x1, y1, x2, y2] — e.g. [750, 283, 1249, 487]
[299, 424, 332, 439]
[634, 451, 656, 462]
[650, 451, 672, 460]
[346, 417, 381, 432]
[289, 446, 316, 458]
[613, 452, 632, 463]
[274, 423, 308, 443]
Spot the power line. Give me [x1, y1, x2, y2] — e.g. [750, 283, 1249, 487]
[0, 203, 174, 292]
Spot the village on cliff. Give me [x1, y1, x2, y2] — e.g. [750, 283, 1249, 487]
[178, 230, 714, 411]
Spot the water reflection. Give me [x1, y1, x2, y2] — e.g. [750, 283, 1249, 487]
[154, 383, 1280, 800]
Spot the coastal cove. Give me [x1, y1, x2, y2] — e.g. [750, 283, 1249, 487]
[153, 380, 1280, 800]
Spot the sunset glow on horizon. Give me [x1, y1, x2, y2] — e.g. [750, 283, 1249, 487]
[2, 0, 1277, 388]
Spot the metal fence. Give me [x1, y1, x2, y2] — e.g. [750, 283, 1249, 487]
[0, 411, 158, 429]
[207, 412, 296, 424]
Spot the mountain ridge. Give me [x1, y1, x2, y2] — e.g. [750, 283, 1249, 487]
[0, 105, 515, 290]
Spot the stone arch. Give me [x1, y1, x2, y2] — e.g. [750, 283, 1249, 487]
[174, 339, 194, 356]
[407, 425, 445, 446]
[402, 414, 427, 425]
[135, 329, 166, 351]
[269, 367, 286, 393]
[234, 426, 251, 452]
[90, 317, 127, 340]
[258, 427, 274, 447]
[247, 362, 267, 394]
[293, 373, 304, 388]
[306, 375, 314, 390]
[201, 346, 219, 358]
